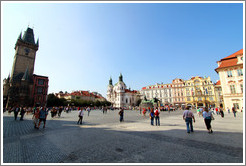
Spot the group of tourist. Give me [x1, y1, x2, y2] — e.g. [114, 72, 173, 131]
[4, 104, 242, 134]
[184, 106, 214, 134]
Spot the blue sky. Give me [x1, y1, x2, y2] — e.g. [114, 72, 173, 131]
[2, 2, 244, 97]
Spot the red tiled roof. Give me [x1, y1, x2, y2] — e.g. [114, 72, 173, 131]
[221, 49, 243, 60]
[215, 80, 221, 85]
[125, 89, 138, 93]
[215, 49, 243, 71]
[142, 87, 146, 90]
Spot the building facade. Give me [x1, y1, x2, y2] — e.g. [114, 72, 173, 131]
[141, 83, 173, 106]
[141, 76, 218, 109]
[172, 78, 185, 109]
[107, 74, 141, 108]
[184, 76, 216, 108]
[3, 27, 49, 107]
[215, 49, 243, 110]
[214, 80, 224, 108]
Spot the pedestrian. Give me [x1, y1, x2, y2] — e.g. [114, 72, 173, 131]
[58, 106, 63, 117]
[32, 107, 40, 129]
[241, 107, 243, 112]
[142, 108, 146, 117]
[77, 107, 84, 125]
[154, 107, 160, 126]
[19, 106, 26, 121]
[202, 107, 214, 133]
[139, 107, 142, 115]
[227, 107, 230, 114]
[183, 106, 195, 133]
[37, 107, 48, 129]
[219, 105, 224, 118]
[119, 107, 124, 122]
[14, 106, 19, 121]
[86, 107, 91, 116]
[196, 108, 200, 117]
[215, 107, 219, 115]
[232, 106, 237, 117]
[149, 109, 155, 126]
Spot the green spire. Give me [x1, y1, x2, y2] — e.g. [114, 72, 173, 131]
[119, 73, 123, 82]
[109, 77, 112, 85]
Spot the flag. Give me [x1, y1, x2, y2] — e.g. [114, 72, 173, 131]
[205, 88, 208, 95]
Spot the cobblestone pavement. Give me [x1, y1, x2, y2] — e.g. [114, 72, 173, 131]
[2, 109, 244, 164]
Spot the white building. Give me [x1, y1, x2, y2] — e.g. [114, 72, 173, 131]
[107, 74, 141, 108]
[141, 83, 173, 106]
[215, 49, 243, 110]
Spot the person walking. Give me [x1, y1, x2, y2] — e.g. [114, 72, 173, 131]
[14, 106, 20, 121]
[77, 107, 84, 125]
[202, 107, 214, 133]
[19, 107, 26, 121]
[149, 109, 155, 126]
[37, 107, 48, 129]
[232, 106, 237, 117]
[183, 106, 195, 133]
[227, 107, 230, 114]
[154, 107, 160, 126]
[219, 105, 224, 118]
[32, 107, 40, 129]
[119, 108, 124, 122]
[86, 107, 91, 116]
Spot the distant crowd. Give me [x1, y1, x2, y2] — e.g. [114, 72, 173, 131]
[3, 104, 243, 134]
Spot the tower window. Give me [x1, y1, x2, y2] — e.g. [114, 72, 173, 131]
[38, 79, 44, 85]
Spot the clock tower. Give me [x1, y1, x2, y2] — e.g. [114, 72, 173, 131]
[10, 27, 39, 83]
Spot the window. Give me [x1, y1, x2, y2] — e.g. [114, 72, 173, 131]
[227, 70, 233, 77]
[209, 97, 213, 101]
[37, 87, 43, 94]
[187, 97, 190, 101]
[38, 79, 44, 85]
[187, 92, 190, 96]
[237, 69, 243, 76]
[241, 57, 243, 61]
[198, 97, 202, 101]
[230, 85, 236, 94]
[240, 84, 243, 93]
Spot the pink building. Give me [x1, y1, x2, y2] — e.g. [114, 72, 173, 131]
[172, 78, 185, 109]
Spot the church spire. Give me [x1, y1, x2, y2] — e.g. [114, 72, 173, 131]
[119, 73, 123, 82]
[22, 67, 29, 81]
[109, 77, 113, 85]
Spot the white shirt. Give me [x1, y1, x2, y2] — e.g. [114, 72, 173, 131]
[203, 111, 212, 119]
[78, 110, 84, 116]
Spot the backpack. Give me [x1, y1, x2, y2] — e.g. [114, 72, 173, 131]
[155, 110, 159, 116]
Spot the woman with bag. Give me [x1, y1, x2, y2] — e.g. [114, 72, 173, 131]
[202, 107, 214, 133]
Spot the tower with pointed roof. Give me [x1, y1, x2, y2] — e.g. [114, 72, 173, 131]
[3, 27, 49, 108]
[10, 27, 39, 83]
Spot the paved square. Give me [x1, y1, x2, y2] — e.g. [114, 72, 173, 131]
[2, 109, 244, 163]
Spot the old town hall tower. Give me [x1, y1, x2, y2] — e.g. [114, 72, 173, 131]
[3, 27, 49, 108]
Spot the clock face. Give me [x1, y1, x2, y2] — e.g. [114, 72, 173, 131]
[25, 48, 30, 54]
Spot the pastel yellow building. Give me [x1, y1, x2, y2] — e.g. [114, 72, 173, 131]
[184, 76, 216, 108]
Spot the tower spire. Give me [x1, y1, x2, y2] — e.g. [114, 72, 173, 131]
[109, 76, 112, 85]
[119, 73, 123, 82]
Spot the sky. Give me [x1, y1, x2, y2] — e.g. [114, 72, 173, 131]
[1, 2, 244, 98]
